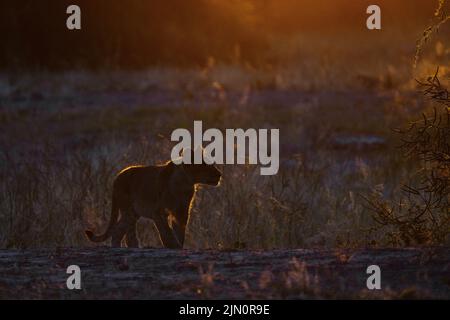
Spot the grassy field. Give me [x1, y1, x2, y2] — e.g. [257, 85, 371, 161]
[0, 10, 449, 250]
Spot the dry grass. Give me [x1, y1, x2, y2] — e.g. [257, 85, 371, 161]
[0, 24, 449, 249]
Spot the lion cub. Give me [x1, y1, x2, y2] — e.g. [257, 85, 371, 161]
[85, 154, 221, 249]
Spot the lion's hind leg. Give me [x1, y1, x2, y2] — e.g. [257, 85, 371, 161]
[125, 216, 139, 248]
[111, 212, 135, 247]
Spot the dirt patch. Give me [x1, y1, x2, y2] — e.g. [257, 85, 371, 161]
[0, 247, 448, 299]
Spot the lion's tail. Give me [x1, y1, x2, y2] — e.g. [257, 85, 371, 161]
[85, 195, 119, 243]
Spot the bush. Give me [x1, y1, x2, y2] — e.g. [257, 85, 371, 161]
[364, 71, 450, 246]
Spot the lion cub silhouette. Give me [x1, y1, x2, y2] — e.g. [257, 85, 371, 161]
[85, 150, 221, 249]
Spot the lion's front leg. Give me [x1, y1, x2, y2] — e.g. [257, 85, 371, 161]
[153, 212, 183, 249]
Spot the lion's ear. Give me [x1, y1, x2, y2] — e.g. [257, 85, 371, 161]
[180, 147, 193, 164]
[180, 147, 190, 157]
[193, 145, 204, 155]
[181, 146, 204, 164]
[192, 145, 205, 164]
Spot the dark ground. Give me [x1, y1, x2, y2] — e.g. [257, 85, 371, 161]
[0, 247, 448, 299]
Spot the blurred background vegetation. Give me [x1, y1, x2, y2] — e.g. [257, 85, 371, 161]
[0, 0, 442, 69]
[0, 1, 448, 249]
